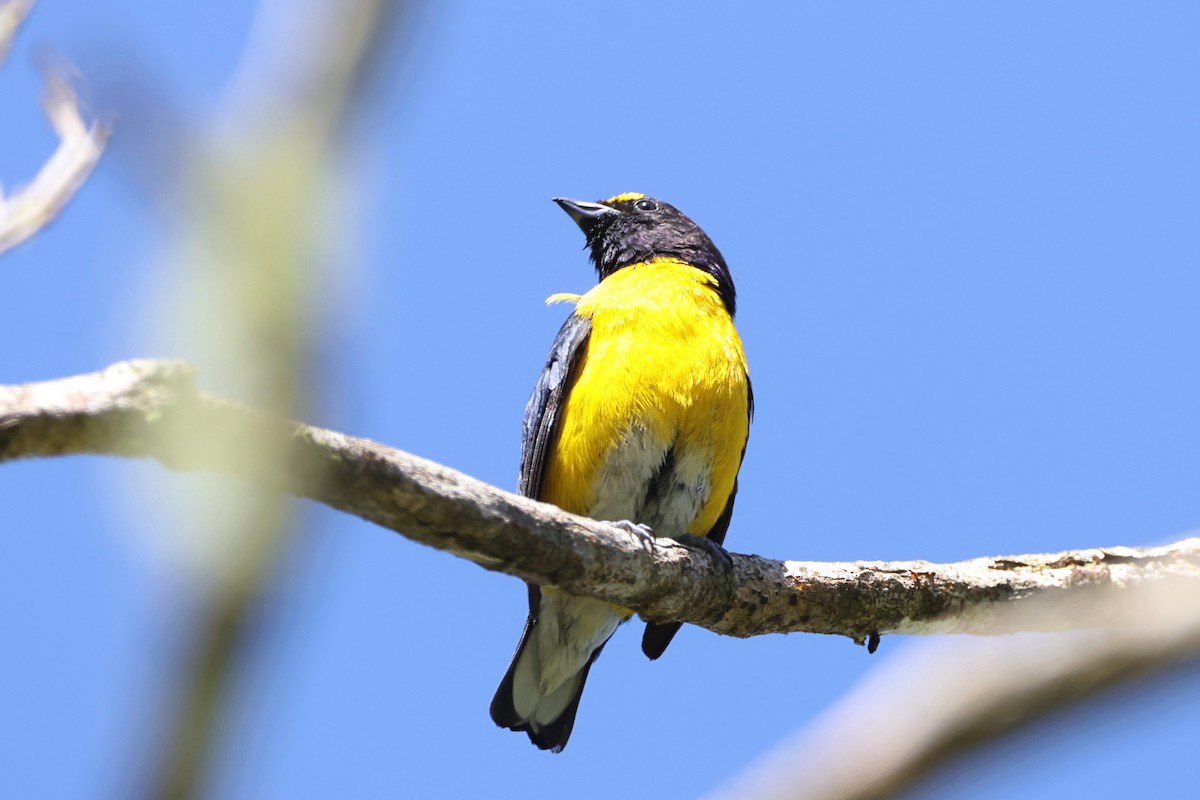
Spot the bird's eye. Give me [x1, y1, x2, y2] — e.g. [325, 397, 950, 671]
[635, 199, 658, 212]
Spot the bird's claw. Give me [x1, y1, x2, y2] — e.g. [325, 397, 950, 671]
[674, 533, 734, 572]
[611, 520, 656, 554]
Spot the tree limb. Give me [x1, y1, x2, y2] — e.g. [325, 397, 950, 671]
[3, 358, 1199, 644]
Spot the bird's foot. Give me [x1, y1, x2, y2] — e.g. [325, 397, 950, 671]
[611, 520, 656, 554]
[674, 533, 734, 572]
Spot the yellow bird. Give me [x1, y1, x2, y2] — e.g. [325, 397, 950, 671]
[490, 193, 751, 751]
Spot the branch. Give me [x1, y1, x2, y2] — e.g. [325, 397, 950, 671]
[0, 1, 110, 255]
[4, 359, 1198, 644]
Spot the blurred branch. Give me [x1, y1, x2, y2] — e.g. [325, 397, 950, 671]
[4, 359, 1198, 644]
[0, 1, 109, 255]
[0, 0, 30, 63]
[131, 1, 404, 797]
[709, 577, 1200, 800]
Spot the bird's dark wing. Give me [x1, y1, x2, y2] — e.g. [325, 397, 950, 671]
[518, 312, 592, 499]
[490, 312, 593, 742]
[513, 308, 592, 631]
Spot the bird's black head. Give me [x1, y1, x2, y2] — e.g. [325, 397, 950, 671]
[553, 193, 737, 316]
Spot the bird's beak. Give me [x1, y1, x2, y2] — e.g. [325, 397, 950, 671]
[553, 197, 619, 239]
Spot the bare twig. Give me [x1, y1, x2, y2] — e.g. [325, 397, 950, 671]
[3, 359, 1198, 644]
[0, 41, 110, 253]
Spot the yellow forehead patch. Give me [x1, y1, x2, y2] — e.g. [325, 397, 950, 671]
[602, 192, 646, 204]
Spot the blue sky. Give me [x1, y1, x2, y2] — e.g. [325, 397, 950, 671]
[3, 2, 1198, 798]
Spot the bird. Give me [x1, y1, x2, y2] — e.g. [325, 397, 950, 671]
[489, 193, 752, 752]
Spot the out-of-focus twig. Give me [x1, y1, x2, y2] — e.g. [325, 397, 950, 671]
[0, 0, 31, 63]
[707, 577, 1200, 800]
[0, 2, 109, 255]
[132, 1, 403, 798]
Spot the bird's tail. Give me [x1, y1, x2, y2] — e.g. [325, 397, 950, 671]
[490, 591, 620, 752]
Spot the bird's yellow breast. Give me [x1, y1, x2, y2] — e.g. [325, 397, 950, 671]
[540, 258, 750, 537]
